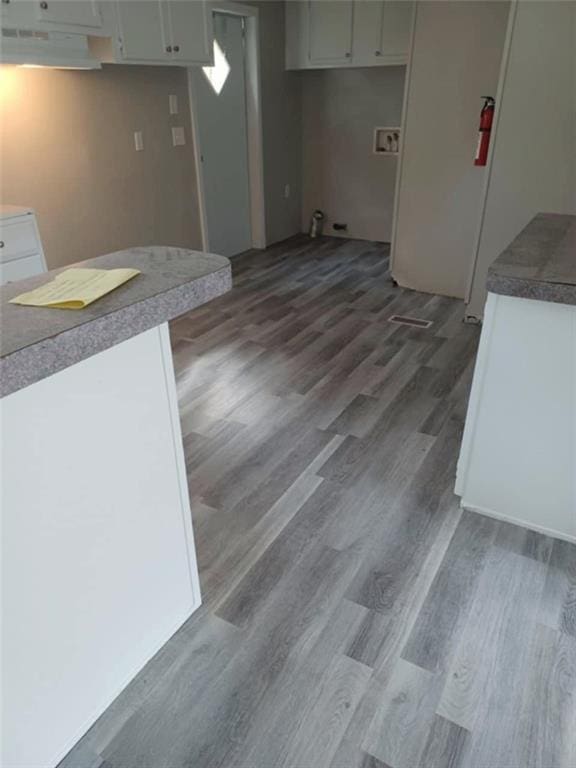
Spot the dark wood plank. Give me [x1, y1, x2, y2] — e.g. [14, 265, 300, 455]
[419, 716, 470, 768]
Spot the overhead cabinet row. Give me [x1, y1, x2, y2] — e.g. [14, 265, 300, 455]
[286, 0, 414, 70]
[0, 0, 213, 67]
[92, 1, 212, 65]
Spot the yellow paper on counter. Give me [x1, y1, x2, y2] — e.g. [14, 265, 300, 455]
[9, 268, 140, 310]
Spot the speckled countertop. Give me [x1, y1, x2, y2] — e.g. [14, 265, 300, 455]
[487, 213, 576, 305]
[0, 246, 231, 398]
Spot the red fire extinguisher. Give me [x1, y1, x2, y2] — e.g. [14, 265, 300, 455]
[474, 96, 495, 166]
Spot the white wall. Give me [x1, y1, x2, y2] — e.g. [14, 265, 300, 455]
[466, 1, 576, 318]
[391, 1, 510, 298]
[301, 66, 406, 242]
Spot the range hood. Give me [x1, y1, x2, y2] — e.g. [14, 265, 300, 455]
[1, 27, 101, 69]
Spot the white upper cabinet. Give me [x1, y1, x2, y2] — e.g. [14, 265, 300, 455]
[350, 0, 383, 67]
[379, 1, 414, 59]
[353, 1, 414, 66]
[89, 0, 213, 66]
[286, 0, 414, 70]
[115, 0, 169, 62]
[35, 0, 103, 30]
[167, 0, 211, 64]
[0, 0, 106, 35]
[309, 1, 353, 64]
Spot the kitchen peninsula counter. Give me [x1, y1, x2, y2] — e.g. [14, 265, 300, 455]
[1, 246, 231, 768]
[487, 213, 576, 305]
[0, 245, 231, 397]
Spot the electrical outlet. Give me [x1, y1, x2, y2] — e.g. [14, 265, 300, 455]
[134, 131, 144, 151]
[284, 184, 290, 199]
[171, 126, 186, 147]
[169, 94, 178, 115]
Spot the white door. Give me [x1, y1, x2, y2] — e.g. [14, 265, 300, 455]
[116, 0, 170, 62]
[309, 0, 353, 64]
[194, 12, 252, 257]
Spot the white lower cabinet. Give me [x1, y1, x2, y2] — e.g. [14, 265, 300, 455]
[1, 325, 201, 768]
[286, 0, 413, 70]
[90, 0, 213, 66]
[456, 293, 576, 542]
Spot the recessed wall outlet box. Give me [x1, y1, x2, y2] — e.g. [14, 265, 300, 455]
[172, 126, 186, 147]
[134, 131, 144, 151]
[374, 127, 401, 155]
[169, 94, 178, 115]
[333, 223, 348, 231]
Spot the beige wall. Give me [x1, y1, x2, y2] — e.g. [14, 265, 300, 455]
[301, 66, 405, 242]
[391, 1, 510, 298]
[0, 64, 202, 269]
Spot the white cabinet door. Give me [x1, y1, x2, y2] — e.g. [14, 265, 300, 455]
[35, 0, 103, 30]
[0, 0, 29, 27]
[309, 0, 353, 64]
[286, 0, 411, 70]
[352, 0, 384, 66]
[379, 1, 413, 60]
[353, 1, 413, 66]
[116, 0, 170, 62]
[167, 0, 212, 65]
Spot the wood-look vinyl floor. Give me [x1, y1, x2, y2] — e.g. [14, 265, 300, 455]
[61, 236, 576, 768]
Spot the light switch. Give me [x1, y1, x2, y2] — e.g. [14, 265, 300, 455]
[134, 131, 144, 151]
[172, 126, 186, 147]
[169, 94, 178, 115]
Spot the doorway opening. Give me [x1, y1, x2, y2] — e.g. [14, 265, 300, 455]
[188, 2, 266, 257]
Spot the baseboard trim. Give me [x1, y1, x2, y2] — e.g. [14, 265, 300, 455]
[460, 500, 576, 544]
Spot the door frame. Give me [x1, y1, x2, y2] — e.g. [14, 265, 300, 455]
[188, 1, 266, 253]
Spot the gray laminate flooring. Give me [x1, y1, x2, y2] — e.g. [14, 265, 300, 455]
[60, 236, 576, 768]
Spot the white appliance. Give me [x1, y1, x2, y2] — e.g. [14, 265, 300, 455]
[0, 206, 48, 285]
